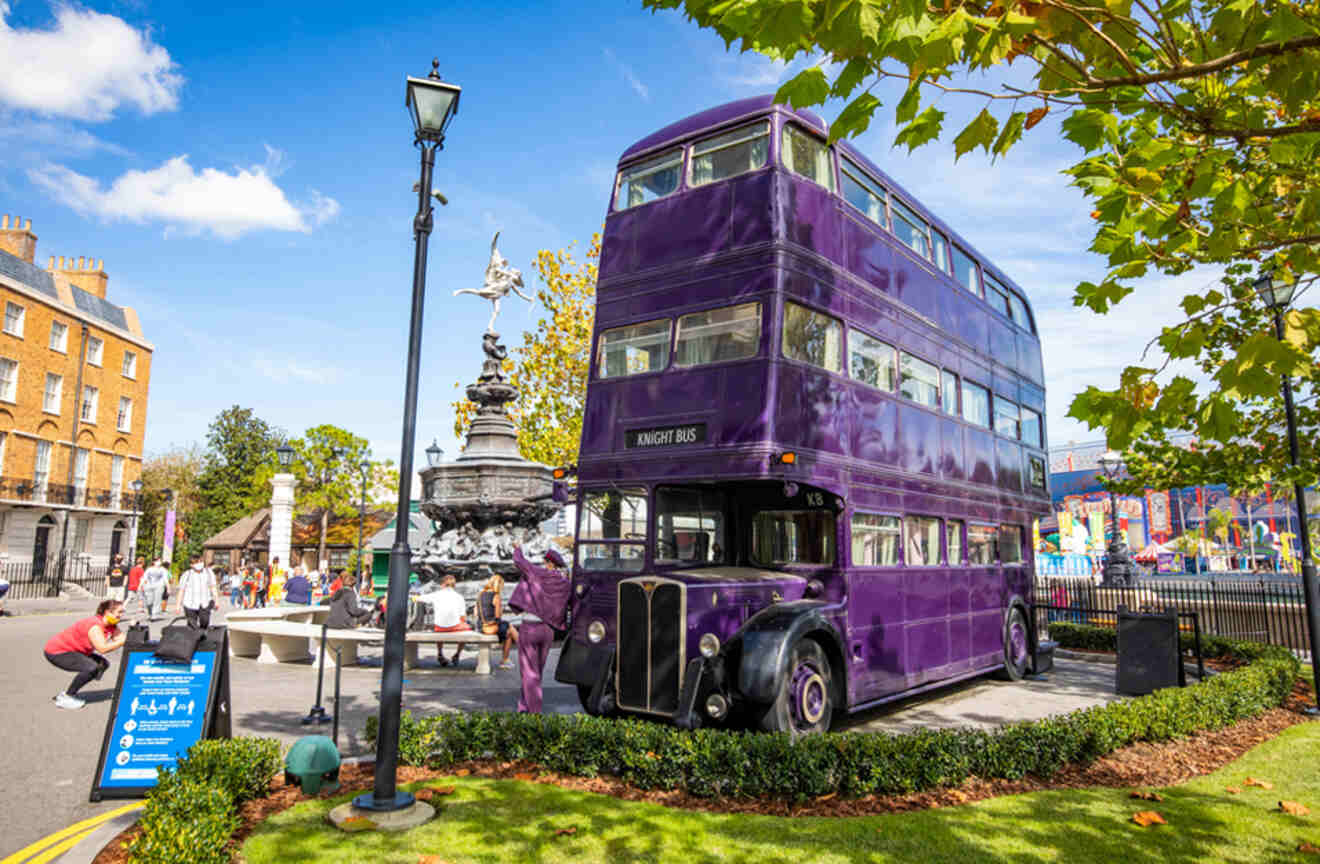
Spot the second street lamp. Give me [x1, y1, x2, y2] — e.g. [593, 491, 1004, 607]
[1098, 450, 1136, 587]
[1256, 271, 1320, 710]
[357, 59, 461, 815]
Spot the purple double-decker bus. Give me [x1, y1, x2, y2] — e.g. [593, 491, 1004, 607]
[553, 96, 1051, 734]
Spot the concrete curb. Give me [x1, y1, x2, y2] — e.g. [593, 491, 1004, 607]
[55, 808, 142, 864]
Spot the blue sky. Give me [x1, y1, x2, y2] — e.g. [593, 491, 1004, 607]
[0, 0, 1212, 473]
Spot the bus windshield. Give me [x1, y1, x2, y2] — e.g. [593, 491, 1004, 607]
[655, 486, 726, 566]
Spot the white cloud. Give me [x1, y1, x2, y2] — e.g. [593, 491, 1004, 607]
[0, 2, 182, 122]
[28, 155, 341, 239]
[603, 48, 649, 101]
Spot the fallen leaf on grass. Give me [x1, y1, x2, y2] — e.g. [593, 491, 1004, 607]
[418, 857, 452, 864]
[1130, 791, 1165, 802]
[1244, 777, 1275, 790]
[1226, 787, 1242, 795]
[555, 827, 578, 837]
[1280, 801, 1312, 816]
[1132, 811, 1167, 827]
[514, 772, 535, 781]
[339, 816, 376, 832]
[1299, 841, 1320, 854]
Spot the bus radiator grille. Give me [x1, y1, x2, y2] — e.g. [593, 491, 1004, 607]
[616, 578, 685, 716]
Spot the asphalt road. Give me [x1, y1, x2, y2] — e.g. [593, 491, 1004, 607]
[0, 601, 1119, 861]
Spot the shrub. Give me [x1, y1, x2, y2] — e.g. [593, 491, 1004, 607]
[172, 737, 282, 804]
[376, 638, 1298, 802]
[126, 777, 239, 864]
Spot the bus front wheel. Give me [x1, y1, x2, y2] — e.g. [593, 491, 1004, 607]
[1000, 605, 1030, 681]
[758, 638, 834, 736]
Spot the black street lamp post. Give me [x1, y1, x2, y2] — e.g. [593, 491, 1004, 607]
[1255, 272, 1320, 709]
[357, 60, 460, 814]
[129, 479, 143, 563]
[1098, 450, 1137, 587]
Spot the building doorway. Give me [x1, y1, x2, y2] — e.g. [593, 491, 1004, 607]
[33, 514, 55, 577]
[110, 520, 128, 565]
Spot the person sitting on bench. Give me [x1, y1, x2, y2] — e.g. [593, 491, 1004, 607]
[325, 572, 373, 629]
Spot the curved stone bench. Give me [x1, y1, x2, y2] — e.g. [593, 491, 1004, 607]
[227, 620, 500, 674]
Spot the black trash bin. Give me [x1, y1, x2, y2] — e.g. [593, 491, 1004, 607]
[1116, 605, 1183, 695]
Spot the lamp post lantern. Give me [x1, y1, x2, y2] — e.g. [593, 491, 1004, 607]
[356, 60, 460, 815]
[1098, 450, 1137, 587]
[1256, 271, 1320, 710]
[276, 443, 295, 469]
[425, 439, 444, 468]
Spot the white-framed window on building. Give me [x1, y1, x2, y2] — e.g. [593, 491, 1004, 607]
[0, 357, 16, 402]
[111, 455, 124, 505]
[122, 350, 137, 379]
[43, 373, 62, 414]
[34, 440, 51, 499]
[81, 385, 98, 423]
[73, 447, 89, 506]
[3, 302, 24, 337]
[117, 397, 132, 432]
[73, 516, 91, 554]
[49, 321, 68, 352]
[87, 336, 104, 366]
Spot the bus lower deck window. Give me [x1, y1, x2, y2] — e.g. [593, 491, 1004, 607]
[752, 509, 836, 565]
[947, 519, 965, 564]
[962, 380, 991, 428]
[691, 121, 769, 187]
[675, 302, 761, 367]
[994, 398, 1020, 439]
[655, 487, 726, 564]
[941, 370, 959, 415]
[849, 332, 896, 391]
[999, 525, 1023, 564]
[615, 148, 683, 210]
[597, 318, 671, 378]
[899, 352, 940, 409]
[905, 516, 941, 565]
[851, 513, 898, 566]
[783, 301, 843, 373]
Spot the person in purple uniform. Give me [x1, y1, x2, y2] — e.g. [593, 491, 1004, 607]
[509, 545, 571, 713]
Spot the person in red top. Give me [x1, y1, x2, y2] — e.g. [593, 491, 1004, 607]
[44, 599, 126, 710]
[126, 557, 146, 617]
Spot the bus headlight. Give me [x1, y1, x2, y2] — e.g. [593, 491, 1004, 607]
[587, 619, 606, 643]
[705, 693, 728, 719]
[699, 633, 720, 658]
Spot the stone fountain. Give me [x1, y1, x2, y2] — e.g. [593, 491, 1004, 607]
[411, 233, 561, 582]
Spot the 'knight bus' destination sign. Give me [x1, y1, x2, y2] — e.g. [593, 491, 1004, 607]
[625, 423, 707, 449]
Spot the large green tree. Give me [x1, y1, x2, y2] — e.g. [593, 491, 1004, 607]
[285, 424, 395, 568]
[647, 0, 1320, 491]
[135, 445, 204, 565]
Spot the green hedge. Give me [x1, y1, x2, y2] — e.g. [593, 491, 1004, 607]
[1048, 621, 1259, 660]
[367, 637, 1298, 802]
[127, 737, 281, 864]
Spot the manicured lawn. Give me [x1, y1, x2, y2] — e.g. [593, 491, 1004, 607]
[242, 722, 1320, 864]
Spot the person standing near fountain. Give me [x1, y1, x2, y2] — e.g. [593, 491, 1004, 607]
[509, 546, 571, 713]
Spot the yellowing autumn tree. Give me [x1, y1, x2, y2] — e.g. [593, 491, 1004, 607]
[453, 234, 599, 467]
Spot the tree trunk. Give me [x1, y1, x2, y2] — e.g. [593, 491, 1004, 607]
[317, 508, 329, 572]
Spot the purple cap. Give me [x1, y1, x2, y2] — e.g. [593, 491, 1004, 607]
[544, 548, 566, 568]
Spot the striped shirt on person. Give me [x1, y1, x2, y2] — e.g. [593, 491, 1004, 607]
[179, 566, 218, 611]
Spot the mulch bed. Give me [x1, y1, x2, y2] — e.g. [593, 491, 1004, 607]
[91, 679, 1316, 863]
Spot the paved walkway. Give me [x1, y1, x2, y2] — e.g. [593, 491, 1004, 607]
[0, 600, 1122, 861]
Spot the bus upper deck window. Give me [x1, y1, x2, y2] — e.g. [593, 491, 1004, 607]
[840, 158, 887, 227]
[781, 125, 835, 192]
[951, 245, 980, 296]
[984, 273, 1011, 317]
[899, 351, 940, 409]
[1008, 292, 1033, 332]
[675, 302, 761, 367]
[782, 301, 843, 373]
[961, 379, 991, 428]
[597, 318, 671, 378]
[1021, 407, 1042, 447]
[941, 369, 959, 415]
[615, 148, 683, 210]
[933, 231, 952, 275]
[891, 198, 931, 261]
[849, 332, 895, 391]
[690, 121, 769, 187]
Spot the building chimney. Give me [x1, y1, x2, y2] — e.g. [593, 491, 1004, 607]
[0, 214, 38, 264]
[49, 253, 109, 299]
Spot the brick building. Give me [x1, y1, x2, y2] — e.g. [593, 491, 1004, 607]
[0, 212, 152, 571]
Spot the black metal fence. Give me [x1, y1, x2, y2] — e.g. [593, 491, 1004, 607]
[1034, 575, 1311, 660]
[3, 559, 111, 600]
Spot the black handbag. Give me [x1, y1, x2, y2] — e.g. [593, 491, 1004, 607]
[155, 617, 204, 664]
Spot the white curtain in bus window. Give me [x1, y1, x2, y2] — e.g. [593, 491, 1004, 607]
[655, 487, 726, 563]
[597, 318, 671, 378]
[967, 524, 998, 564]
[752, 510, 836, 565]
[781, 125, 835, 191]
[899, 352, 939, 408]
[849, 332, 895, 391]
[946, 518, 965, 564]
[690, 121, 769, 187]
[782, 301, 843, 372]
[941, 370, 959, 415]
[1021, 407, 1042, 447]
[840, 158, 887, 227]
[951, 245, 980, 295]
[615, 148, 683, 210]
[905, 515, 941, 565]
[1007, 292, 1033, 331]
[994, 397, 1020, 439]
[984, 272, 1011, 316]
[674, 302, 760, 366]
[851, 513, 898, 565]
[933, 231, 952, 275]
[961, 379, 991, 428]
[999, 524, 1023, 563]
[891, 198, 931, 260]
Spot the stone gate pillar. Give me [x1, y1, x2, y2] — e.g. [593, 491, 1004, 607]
[269, 473, 295, 567]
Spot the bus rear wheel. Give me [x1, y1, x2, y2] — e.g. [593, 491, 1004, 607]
[1000, 605, 1030, 681]
[759, 638, 834, 736]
